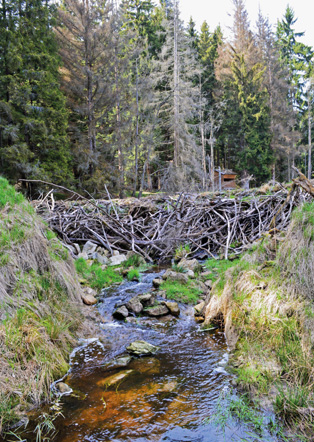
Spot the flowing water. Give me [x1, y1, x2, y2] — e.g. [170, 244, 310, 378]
[12, 271, 279, 442]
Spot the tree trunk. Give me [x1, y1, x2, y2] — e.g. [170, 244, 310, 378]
[173, 0, 179, 168]
[133, 58, 140, 197]
[308, 90, 312, 180]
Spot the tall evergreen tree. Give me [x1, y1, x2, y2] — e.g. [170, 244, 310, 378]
[152, 0, 201, 190]
[0, 0, 72, 187]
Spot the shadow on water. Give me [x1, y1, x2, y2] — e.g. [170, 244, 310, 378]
[11, 271, 280, 442]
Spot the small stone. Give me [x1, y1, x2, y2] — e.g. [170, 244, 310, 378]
[56, 382, 72, 394]
[205, 280, 213, 288]
[109, 254, 127, 266]
[113, 250, 120, 256]
[153, 278, 163, 288]
[126, 297, 143, 315]
[82, 294, 97, 305]
[162, 270, 188, 284]
[77, 252, 88, 260]
[194, 301, 205, 315]
[73, 243, 81, 254]
[113, 305, 129, 319]
[159, 380, 178, 393]
[82, 240, 97, 256]
[126, 340, 159, 356]
[91, 252, 108, 265]
[186, 269, 195, 278]
[162, 301, 180, 317]
[137, 293, 155, 307]
[178, 258, 200, 272]
[145, 304, 169, 317]
[195, 315, 205, 323]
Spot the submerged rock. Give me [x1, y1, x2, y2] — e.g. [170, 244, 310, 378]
[56, 382, 72, 394]
[145, 304, 169, 317]
[126, 340, 159, 356]
[162, 301, 180, 317]
[98, 370, 134, 388]
[103, 355, 133, 371]
[113, 305, 129, 319]
[131, 357, 161, 375]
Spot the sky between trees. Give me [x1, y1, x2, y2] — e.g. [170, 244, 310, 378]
[179, 0, 314, 48]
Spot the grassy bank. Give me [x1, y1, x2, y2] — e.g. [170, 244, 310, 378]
[204, 203, 314, 437]
[0, 178, 84, 434]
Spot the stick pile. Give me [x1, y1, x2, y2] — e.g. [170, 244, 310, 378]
[34, 185, 309, 262]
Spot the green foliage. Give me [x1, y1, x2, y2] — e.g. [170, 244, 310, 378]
[160, 280, 202, 304]
[75, 258, 123, 290]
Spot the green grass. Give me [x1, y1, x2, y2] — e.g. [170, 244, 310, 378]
[204, 258, 240, 292]
[0, 177, 24, 208]
[127, 268, 140, 281]
[160, 280, 202, 304]
[75, 257, 123, 289]
[122, 253, 146, 269]
[174, 244, 190, 260]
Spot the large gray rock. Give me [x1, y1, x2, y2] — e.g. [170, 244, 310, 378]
[109, 254, 127, 266]
[113, 305, 129, 319]
[145, 304, 169, 317]
[83, 240, 97, 256]
[178, 258, 200, 272]
[162, 301, 180, 317]
[126, 340, 159, 356]
[162, 270, 188, 284]
[126, 297, 143, 315]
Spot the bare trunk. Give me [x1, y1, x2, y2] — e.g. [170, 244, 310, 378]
[115, 50, 124, 198]
[209, 115, 215, 191]
[199, 77, 206, 189]
[173, 1, 179, 167]
[308, 91, 312, 180]
[133, 59, 140, 197]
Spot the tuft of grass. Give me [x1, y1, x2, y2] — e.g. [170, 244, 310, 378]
[122, 253, 146, 269]
[160, 280, 202, 304]
[174, 244, 190, 261]
[127, 268, 140, 281]
[75, 258, 123, 289]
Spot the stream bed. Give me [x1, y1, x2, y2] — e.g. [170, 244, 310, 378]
[17, 271, 280, 442]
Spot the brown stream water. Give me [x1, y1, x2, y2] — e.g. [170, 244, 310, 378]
[9, 271, 280, 442]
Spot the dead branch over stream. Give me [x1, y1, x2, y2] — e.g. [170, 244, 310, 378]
[30, 181, 312, 262]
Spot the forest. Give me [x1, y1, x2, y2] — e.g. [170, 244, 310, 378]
[0, 0, 313, 197]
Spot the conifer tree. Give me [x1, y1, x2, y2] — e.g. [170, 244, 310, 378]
[152, 0, 201, 190]
[0, 0, 72, 187]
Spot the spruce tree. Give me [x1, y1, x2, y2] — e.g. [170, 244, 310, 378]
[0, 0, 72, 187]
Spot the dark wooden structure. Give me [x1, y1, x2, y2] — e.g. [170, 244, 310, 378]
[214, 169, 237, 189]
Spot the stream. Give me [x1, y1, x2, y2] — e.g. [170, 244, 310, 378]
[16, 271, 279, 442]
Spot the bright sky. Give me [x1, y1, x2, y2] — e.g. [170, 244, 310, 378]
[179, 0, 314, 48]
